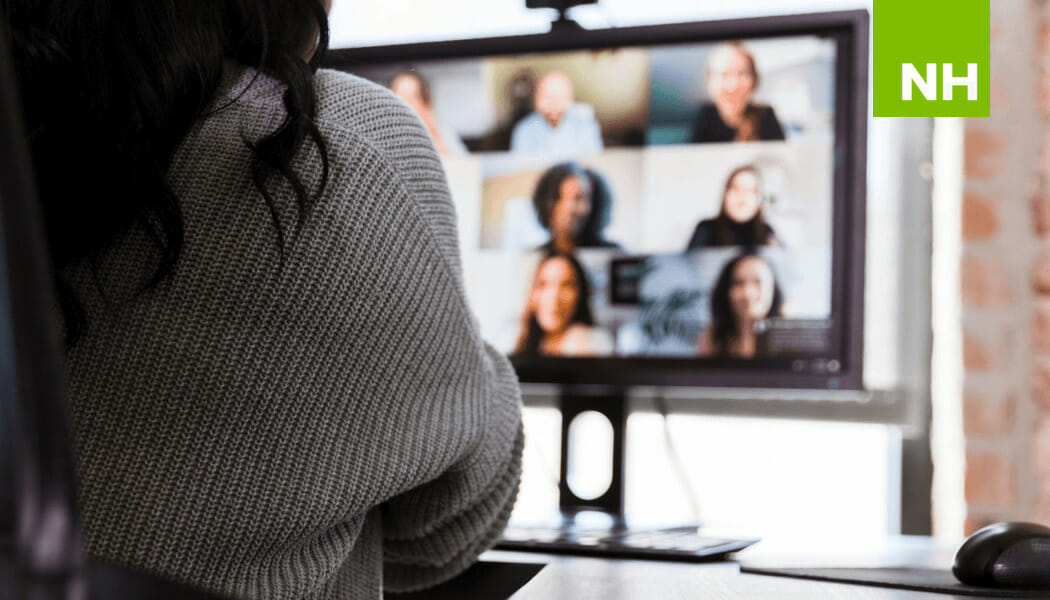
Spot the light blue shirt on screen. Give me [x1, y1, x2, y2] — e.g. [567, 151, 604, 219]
[509, 104, 604, 155]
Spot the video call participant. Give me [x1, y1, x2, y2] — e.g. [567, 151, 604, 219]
[533, 162, 621, 254]
[698, 251, 784, 359]
[686, 165, 778, 250]
[389, 70, 467, 155]
[690, 41, 786, 143]
[11, 1, 523, 598]
[514, 253, 614, 356]
[510, 71, 604, 154]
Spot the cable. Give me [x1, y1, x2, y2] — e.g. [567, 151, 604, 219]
[654, 394, 703, 523]
[525, 410, 563, 491]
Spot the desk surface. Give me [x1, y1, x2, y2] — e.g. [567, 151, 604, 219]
[484, 536, 985, 600]
[0, 535, 992, 600]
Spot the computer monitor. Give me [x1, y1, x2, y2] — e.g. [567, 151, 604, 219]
[328, 10, 868, 392]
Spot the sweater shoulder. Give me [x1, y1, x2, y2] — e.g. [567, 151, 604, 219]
[311, 69, 462, 273]
[197, 67, 460, 272]
[312, 69, 435, 160]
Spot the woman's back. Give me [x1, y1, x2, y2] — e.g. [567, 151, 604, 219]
[64, 65, 523, 600]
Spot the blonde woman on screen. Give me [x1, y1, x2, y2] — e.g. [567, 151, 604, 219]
[690, 41, 786, 143]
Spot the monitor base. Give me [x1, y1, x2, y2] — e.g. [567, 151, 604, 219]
[557, 388, 627, 518]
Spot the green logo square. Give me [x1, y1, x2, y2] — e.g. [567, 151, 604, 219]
[874, 0, 990, 117]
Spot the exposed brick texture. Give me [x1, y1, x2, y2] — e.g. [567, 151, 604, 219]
[1033, 357, 1050, 411]
[1034, 251, 1050, 292]
[960, 257, 1013, 307]
[963, 393, 1015, 436]
[964, 452, 1017, 507]
[1033, 196, 1050, 237]
[963, 330, 994, 371]
[962, 193, 999, 240]
[963, 515, 997, 537]
[963, 129, 1006, 179]
[1033, 300, 1050, 353]
[1034, 481, 1050, 525]
[1032, 417, 1050, 475]
[957, 0, 1048, 537]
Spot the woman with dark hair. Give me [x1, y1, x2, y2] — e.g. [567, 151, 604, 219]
[514, 253, 613, 356]
[690, 41, 786, 143]
[389, 70, 467, 155]
[686, 165, 779, 249]
[532, 162, 620, 254]
[698, 251, 784, 358]
[7, 1, 522, 598]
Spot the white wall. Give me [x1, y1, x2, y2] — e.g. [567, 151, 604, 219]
[329, 0, 870, 48]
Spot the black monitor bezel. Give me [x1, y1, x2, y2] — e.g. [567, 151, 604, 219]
[327, 9, 869, 391]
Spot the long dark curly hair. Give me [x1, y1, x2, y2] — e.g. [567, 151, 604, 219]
[531, 162, 613, 248]
[4, 0, 331, 344]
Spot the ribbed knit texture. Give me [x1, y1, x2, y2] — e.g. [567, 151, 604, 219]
[63, 65, 524, 600]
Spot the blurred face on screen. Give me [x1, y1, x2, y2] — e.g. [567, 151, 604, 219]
[723, 169, 762, 223]
[550, 175, 592, 243]
[535, 72, 574, 128]
[729, 256, 776, 323]
[531, 257, 579, 334]
[707, 44, 757, 123]
[390, 73, 428, 114]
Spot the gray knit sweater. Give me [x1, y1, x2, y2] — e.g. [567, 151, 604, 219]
[64, 65, 523, 599]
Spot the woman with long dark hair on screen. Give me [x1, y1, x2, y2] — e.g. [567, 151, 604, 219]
[686, 165, 779, 250]
[514, 253, 613, 356]
[532, 161, 621, 254]
[7, 1, 522, 598]
[698, 251, 784, 359]
[690, 41, 786, 144]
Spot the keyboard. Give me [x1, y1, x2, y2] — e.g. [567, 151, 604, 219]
[497, 524, 760, 562]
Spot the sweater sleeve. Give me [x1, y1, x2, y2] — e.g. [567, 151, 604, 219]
[381, 347, 524, 593]
[311, 70, 524, 593]
[370, 176, 523, 591]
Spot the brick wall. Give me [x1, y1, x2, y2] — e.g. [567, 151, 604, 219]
[959, 0, 1045, 534]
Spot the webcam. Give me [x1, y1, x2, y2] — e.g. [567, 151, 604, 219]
[526, 0, 597, 32]
[526, 0, 597, 8]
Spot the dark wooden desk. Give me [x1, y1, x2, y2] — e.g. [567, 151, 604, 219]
[481, 536, 983, 599]
[3, 535, 982, 599]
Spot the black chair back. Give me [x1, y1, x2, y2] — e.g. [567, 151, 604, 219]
[0, 12, 84, 582]
[0, 15, 223, 600]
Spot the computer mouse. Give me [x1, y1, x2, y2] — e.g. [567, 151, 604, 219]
[953, 521, 1050, 588]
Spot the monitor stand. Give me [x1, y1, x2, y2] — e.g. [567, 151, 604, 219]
[499, 388, 741, 557]
[556, 387, 628, 525]
[548, 11, 585, 34]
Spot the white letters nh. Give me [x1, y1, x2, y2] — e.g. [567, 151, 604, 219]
[902, 63, 979, 101]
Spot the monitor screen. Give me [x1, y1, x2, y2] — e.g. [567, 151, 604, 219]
[329, 11, 867, 390]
